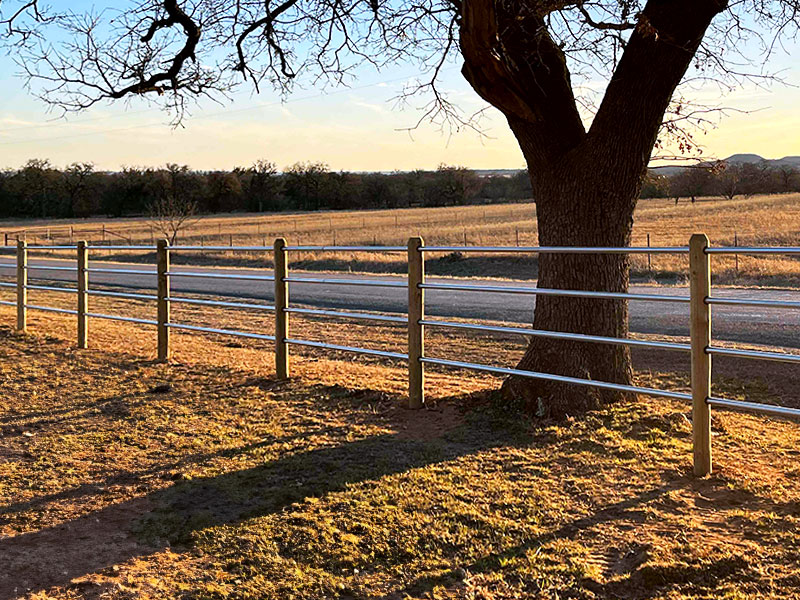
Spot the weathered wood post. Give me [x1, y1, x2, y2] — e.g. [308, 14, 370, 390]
[77, 241, 89, 348]
[157, 239, 170, 361]
[274, 237, 290, 379]
[690, 233, 712, 476]
[408, 236, 425, 408]
[16, 240, 27, 332]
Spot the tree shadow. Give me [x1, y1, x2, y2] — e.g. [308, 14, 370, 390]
[387, 471, 787, 600]
[0, 385, 515, 599]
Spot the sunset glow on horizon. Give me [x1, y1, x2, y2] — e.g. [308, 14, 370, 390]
[1, 19, 798, 172]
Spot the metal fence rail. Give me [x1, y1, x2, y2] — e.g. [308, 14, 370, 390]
[88, 290, 158, 301]
[26, 304, 79, 315]
[285, 276, 406, 288]
[86, 312, 159, 326]
[286, 307, 408, 324]
[286, 245, 406, 252]
[25, 284, 78, 294]
[88, 245, 156, 251]
[707, 397, 800, 419]
[166, 322, 276, 340]
[2, 237, 800, 478]
[421, 356, 693, 401]
[420, 318, 692, 352]
[86, 267, 156, 275]
[26, 265, 78, 272]
[706, 346, 800, 364]
[167, 271, 274, 281]
[420, 245, 690, 254]
[167, 296, 275, 311]
[706, 296, 800, 310]
[420, 281, 690, 303]
[286, 338, 409, 360]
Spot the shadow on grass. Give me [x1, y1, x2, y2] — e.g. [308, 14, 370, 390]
[388, 472, 775, 600]
[0, 381, 518, 599]
[1, 332, 795, 599]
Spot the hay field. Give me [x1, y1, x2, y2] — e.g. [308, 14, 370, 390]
[3, 193, 800, 284]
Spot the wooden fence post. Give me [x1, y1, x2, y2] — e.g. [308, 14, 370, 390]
[157, 239, 170, 361]
[77, 241, 89, 348]
[274, 238, 289, 379]
[690, 233, 712, 476]
[16, 240, 27, 332]
[408, 236, 425, 408]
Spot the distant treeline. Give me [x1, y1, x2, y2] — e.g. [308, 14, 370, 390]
[0, 159, 532, 219]
[4, 158, 795, 220]
[642, 161, 800, 200]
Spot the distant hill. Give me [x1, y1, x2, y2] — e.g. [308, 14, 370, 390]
[474, 169, 524, 178]
[651, 154, 800, 177]
[724, 153, 767, 164]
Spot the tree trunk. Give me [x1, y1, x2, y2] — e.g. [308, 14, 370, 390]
[501, 135, 643, 417]
[457, 0, 728, 417]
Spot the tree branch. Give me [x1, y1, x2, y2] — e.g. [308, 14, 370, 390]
[587, 0, 729, 173]
[459, 0, 586, 163]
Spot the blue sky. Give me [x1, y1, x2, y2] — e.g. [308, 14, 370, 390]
[0, 3, 799, 171]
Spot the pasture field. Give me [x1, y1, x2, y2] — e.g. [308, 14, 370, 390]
[2, 294, 800, 599]
[3, 192, 800, 285]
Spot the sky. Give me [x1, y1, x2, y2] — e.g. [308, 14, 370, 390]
[1, 5, 799, 172]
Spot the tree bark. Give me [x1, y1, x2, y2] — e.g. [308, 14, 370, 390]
[501, 132, 641, 417]
[459, 0, 728, 417]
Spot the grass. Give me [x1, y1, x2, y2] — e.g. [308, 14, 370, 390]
[2, 302, 800, 599]
[4, 192, 800, 285]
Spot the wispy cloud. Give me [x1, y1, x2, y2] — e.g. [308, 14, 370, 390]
[349, 96, 389, 115]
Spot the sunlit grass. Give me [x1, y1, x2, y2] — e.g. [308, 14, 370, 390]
[5, 193, 800, 285]
[1, 303, 800, 598]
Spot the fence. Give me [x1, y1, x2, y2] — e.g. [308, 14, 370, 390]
[1, 235, 800, 477]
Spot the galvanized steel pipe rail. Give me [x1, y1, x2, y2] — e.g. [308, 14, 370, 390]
[420, 318, 692, 352]
[421, 357, 692, 401]
[4, 238, 800, 480]
[419, 245, 690, 254]
[419, 281, 690, 303]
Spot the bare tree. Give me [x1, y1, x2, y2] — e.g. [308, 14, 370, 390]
[146, 164, 202, 244]
[715, 162, 742, 201]
[147, 196, 199, 245]
[3, 0, 799, 415]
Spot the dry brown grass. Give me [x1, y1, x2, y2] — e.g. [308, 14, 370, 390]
[4, 192, 800, 284]
[2, 300, 800, 599]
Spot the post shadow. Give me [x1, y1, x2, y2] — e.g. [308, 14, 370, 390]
[0, 411, 511, 599]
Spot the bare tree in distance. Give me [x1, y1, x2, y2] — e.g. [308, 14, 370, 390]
[3, 0, 800, 416]
[716, 163, 743, 201]
[147, 195, 199, 246]
[147, 163, 201, 248]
